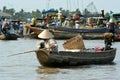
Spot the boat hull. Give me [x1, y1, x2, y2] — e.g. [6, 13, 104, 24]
[24, 25, 120, 41]
[0, 33, 18, 40]
[35, 48, 116, 67]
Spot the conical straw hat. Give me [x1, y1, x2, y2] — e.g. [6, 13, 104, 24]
[38, 29, 54, 39]
[109, 18, 115, 23]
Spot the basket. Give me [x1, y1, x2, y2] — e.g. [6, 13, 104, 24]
[63, 35, 85, 50]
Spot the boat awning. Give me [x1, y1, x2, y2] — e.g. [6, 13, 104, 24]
[0, 12, 12, 18]
[42, 9, 58, 14]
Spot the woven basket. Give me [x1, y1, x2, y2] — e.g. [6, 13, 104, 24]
[63, 35, 85, 50]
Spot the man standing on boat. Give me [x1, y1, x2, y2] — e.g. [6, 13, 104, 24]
[30, 18, 36, 27]
[57, 10, 63, 26]
[108, 18, 118, 41]
[37, 29, 58, 54]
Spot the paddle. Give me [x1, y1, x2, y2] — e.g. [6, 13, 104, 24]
[8, 44, 56, 57]
[8, 48, 48, 57]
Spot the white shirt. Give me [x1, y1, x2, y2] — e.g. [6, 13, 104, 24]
[75, 23, 80, 29]
[2, 21, 8, 29]
[37, 39, 58, 53]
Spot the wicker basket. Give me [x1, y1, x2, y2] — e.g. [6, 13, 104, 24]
[63, 35, 85, 50]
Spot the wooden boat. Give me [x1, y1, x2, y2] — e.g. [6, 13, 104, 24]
[53, 26, 108, 33]
[35, 48, 116, 67]
[53, 30, 104, 40]
[24, 25, 105, 40]
[0, 33, 18, 40]
[53, 27, 120, 40]
[24, 24, 120, 40]
[23, 24, 43, 39]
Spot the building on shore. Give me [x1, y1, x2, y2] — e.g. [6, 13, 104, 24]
[0, 12, 12, 18]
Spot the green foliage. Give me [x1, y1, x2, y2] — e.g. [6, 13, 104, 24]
[0, 6, 110, 21]
[1, 6, 42, 21]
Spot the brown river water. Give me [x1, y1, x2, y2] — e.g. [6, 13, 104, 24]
[0, 38, 120, 80]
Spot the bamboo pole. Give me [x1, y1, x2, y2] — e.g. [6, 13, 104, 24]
[8, 48, 48, 57]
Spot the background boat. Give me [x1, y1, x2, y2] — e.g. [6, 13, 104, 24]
[0, 33, 18, 40]
[24, 25, 120, 41]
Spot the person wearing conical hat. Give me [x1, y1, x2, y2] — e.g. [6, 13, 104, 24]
[37, 29, 58, 53]
[108, 18, 118, 41]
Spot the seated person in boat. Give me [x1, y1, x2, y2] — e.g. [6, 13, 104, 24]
[104, 33, 113, 50]
[37, 29, 58, 53]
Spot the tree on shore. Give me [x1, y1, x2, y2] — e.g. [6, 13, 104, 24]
[0, 6, 111, 21]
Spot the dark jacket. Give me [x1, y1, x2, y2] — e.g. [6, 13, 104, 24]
[108, 23, 118, 33]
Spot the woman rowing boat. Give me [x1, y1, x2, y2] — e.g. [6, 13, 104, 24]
[37, 29, 58, 54]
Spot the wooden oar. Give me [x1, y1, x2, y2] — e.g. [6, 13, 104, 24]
[8, 48, 48, 57]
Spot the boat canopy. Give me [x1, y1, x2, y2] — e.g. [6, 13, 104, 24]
[42, 9, 58, 14]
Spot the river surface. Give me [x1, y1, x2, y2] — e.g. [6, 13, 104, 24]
[0, 38, 120, 80]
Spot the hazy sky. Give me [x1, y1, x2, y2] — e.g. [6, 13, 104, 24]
[0, 0, 120, 13]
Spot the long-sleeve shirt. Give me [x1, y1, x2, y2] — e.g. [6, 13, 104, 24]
[37, 39, 58, 53]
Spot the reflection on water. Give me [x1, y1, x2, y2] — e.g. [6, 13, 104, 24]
[0, 38, 120, 80]
[36, 64, 119, 80]
[36, 66, 60, 74]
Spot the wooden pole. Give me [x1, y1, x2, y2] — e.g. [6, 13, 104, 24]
[7, 50, 37, 57]
[8, 48, 48, 57]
